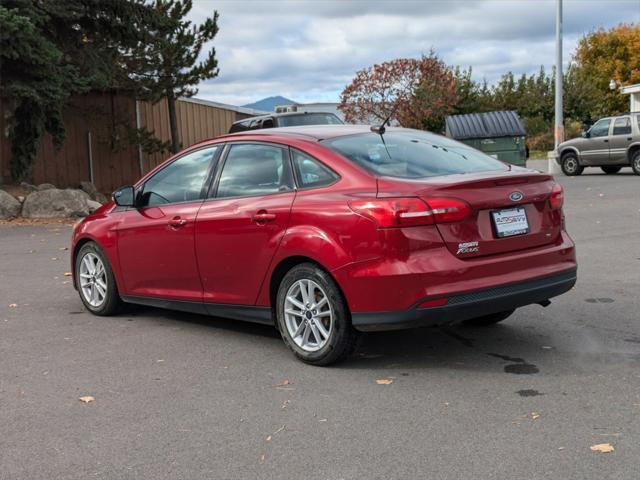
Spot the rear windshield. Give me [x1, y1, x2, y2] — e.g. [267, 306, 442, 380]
[278, 113, 343, 127]
[322, 130, 507, 178]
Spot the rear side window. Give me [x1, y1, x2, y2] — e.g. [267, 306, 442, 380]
[140, 146, 218, 207]
[322, 130, 506, 179]
[215, 144, 292, 198]
[291, 149, 338, 188]
[613, 117, 631, 135]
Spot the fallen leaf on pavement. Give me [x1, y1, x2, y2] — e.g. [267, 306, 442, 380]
[590, 443, 614, 453]
[63, 272, 72, 276]
[265, 435, 272, 442]
[273, 379, 294, 389]
[78, 396, 95, 403]
[376, 378, 394, 385]
[8, 304, 17, 308]
[531, 412, 540, 420]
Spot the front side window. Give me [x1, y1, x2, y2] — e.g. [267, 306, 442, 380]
[292, 149, 339, 188]
[322, 130, 506, 179]
[590, 119, 611, 138]
[140, 146, 218, 207]
[613, 117, 631, 136]
[215, 144, 292, 198]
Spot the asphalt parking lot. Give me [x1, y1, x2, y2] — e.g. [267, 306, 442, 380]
[1, 161, 639, 479]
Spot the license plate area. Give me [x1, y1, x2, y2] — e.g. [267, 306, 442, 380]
[491, 206, 529, 238]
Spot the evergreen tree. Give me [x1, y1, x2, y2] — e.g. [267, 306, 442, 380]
[0, 0, 160, 182]
[125, 0, 220, 153]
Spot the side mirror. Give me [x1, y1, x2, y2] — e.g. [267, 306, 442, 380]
[581, 130, 590, 138]
[113, 185, 135, 207]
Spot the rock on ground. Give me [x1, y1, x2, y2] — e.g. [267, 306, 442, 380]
[79, 181, 98, 196]
[0, 190, 22, 219]
[79, 181, 108, 204]
[87, 200, 103, 213]
[94, 192, 109, 204]
[21, 189, 91, 218]
[20, 182, 38, 193]
[37, 183, 56, 191]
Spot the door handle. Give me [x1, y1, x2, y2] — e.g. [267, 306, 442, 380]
[252, 211, 276, 223]
[628, 138, 633, 141]
[603, 139, 609, 143]
[168, 216, 187, 228]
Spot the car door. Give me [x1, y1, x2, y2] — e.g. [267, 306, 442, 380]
[581, 118, 611, 165]
[195, 142, 295, 306]
[609, 116, 633, 164]
[116, 145, 220, 302]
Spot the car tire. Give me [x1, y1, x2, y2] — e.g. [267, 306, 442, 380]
[463, 309, 515, 326]
[631, 150, 640, 176]
[75, 242, 122, 316]
[561, 153, 583, 176]
[601, 166, 622, 174]
[276, 263, 359, 365]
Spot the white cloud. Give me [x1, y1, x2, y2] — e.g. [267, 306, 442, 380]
[188, 0, 640, 106]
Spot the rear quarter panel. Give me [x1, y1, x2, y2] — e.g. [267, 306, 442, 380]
[254, 144, 380, 306]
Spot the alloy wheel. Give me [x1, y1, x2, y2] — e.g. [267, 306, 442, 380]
[284, 279, 333, 352]
[79, 252, 108, 308]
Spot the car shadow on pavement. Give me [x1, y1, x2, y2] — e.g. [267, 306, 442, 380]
[123, 303, 282, 340]
[120, 304, 548, 373]
[346, 323, 547, 373]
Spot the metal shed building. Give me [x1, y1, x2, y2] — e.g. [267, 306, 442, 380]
[445, 111, 527, 166]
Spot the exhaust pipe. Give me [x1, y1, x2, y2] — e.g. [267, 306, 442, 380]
[538, 299, 551, 307]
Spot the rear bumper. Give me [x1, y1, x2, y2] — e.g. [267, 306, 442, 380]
[351, 268, 577, 332]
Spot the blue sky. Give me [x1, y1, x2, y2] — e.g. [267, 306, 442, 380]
[189, 0, 640, 106]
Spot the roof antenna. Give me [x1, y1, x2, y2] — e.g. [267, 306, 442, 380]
[370, 106, 397, 134]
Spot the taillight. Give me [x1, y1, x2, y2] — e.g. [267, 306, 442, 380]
[549, 183, 564, 210]
[349, 197, 471, 228]
[424, 197, 472, 223]
[349, 198, 434, 227]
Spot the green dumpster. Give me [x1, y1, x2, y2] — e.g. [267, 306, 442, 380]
[445, 111, 527, 167]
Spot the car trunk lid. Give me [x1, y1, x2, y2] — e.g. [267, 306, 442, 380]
[377, 169, 563, 258]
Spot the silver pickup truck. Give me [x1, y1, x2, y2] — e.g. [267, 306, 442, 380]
[554, 113, 640, 176]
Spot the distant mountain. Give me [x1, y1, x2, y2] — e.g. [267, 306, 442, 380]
[243, 96, 296, 112]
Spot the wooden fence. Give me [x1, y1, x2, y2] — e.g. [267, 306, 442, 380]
[0, 92, 256, 193]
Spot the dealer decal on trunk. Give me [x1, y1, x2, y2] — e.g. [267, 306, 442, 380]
[457, 241, 479, 255]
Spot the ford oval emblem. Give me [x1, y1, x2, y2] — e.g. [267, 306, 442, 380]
[509, 191, 524, 202]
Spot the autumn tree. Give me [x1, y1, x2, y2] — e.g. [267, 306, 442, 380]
[573, 23, 640, 117]
[338, 54, 457, 132]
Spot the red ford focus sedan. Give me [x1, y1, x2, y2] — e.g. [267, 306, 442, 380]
[71, 125, 577, 365]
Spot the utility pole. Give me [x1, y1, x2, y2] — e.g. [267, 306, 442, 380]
[550, 0, 563, 174]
